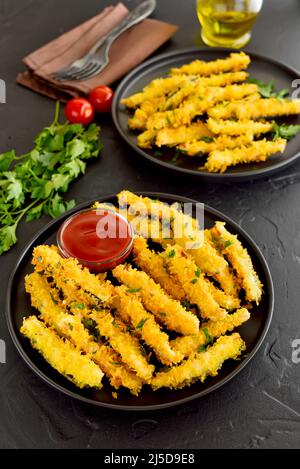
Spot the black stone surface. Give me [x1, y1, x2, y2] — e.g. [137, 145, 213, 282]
[0, 0, 300, 449]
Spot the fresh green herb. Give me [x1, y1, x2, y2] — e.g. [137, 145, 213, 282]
[72, 303, 86, 310]
[201, 136, 214, 143]
[172, 152, 181, 163]
[111, 361, 122, 366]
[158, 312, 167, 317]
[195, 267, 201, 277]
[181, 299, 193, 309]
[223, 240, 234, 249]
[82, 318, 95, 329]
[168, 249, 176, 258]
[191, 278, 198, 284]
[140, 345, 148, 357]
[68, 323, 74, 331]
[272, 122, 300, 140]
[249, 78, 289, 99]
[50, 292, 58, 305]
[136, 318, 149, 331]
[197, 345, 206, 353]
[0, 102, 103, 255]
[153, 150, 163, 157]
[203, 327, 213, 344]
[127, 288, 141, 293]
[112, 319, 119, 328]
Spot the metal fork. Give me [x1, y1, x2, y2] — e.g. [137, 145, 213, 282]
[54, 0, 156, 82]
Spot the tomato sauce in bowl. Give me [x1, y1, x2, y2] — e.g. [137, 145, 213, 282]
[57, 208, 134, 272]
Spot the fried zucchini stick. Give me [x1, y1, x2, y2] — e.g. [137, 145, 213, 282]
[121, 75, 193, 109]
[128, 97, 166, 130]
[32, 246, 153, 381]
[33, 245, 112, 308]
[113, 264, 200, 335]
[113, 285, 183, 365]
[151, 333, 246, 390]
[170, 52, 250, 75]
[133, 237, 185, 301]
[210, 222, 263, 303]
[207, 118, 274, 136]
[25, 273, 142, 395]
[21, 316, 104, 389]
[178, 133, 253, 156]
[156, 122, 213, 147]
[205, 138, 287, 173]
[146, 84, 258, 130]
[171, 308, 250, 358]
[208, 98, 300, 120]
[163, 245, 227, 321]
[137, 130, 158, 149]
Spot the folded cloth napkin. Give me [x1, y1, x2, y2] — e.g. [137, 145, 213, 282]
[17, 2, 178, 101]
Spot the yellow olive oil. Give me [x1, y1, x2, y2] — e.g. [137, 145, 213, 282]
[197, 0, 262, 48]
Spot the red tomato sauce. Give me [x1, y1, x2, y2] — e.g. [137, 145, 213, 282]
[58, 209, 133, 271]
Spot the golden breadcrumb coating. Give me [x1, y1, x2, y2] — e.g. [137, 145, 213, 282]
[170, 52, 250, 76]
[128, 97, 165, 130]
[208, 98, 300, 120]
[205, 138, 287, 173]
[132, 237, 185, 301]
[171, 308, 250, 357]
[164, 244, 227, 321]
[113, 285, 183, 365]
[21, 316, 104, 389]
[178, 133, 254, 156]
[25, 273, 142, 395]
[112, 264, 200, 335]
[151, 333, 246, 390]
[156, 122, 213, 147]
[137, 130, 158, 149]
[207, 118, 274, 136]
[146, 84, 258, 130]
[211, 222, 263, 303]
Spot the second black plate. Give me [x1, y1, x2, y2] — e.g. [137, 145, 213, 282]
[112, 48, 300, 181]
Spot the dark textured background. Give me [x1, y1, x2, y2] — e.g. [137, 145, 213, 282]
[0, 0, 300, 449]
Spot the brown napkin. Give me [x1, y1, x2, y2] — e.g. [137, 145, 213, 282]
[17, 2, 178, 101]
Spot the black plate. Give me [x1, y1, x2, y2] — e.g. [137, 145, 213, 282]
[6, 193, 273, 411]
[112, 48, 300, 182]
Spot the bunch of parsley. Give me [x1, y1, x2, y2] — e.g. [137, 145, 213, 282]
[0, 103, 103, 255]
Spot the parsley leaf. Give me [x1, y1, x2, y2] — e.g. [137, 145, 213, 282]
[136, 318, 149, 331]
[249, 78, 290, 99]
[273, 123, 300, 140]
[168, 249, 176, 258]
[203, 327, 213, 344]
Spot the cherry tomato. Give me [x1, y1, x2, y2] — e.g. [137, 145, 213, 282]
[65, 98, 95, 126]
[88, 86, 114, 113]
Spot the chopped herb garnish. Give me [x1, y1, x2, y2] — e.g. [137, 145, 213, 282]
[197, 345, 206, 353]
[140, 345, 148, 357]
[50, 292, 58, 305]
[191, 278, 198, 284]
[172, 152, 181, 163]
[71, 303, 86, 310]
[158, 312, 167, 317]
[203, 327, 213, 343]
[168, 249, 176, 258]
[112, 319, 119, 328]
[82, 318, 95, 329]
[127, 288, 141, 293]
[153, 150, 163, 157]
[111, 361, 122, 366]
[181, 299, 193, 309]
[136, 318, 149, 331]
[201, 136, 214, 143]
[195, 267, 201, 277]
[68, 323, 73, 331]
[223, 240, 234, 249]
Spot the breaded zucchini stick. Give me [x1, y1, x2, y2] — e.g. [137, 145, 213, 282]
[113, 285, 183, 365]
[156, 122, 213, 147]
[128, 97, 166, 130]
[208, 98, 300, 120]
[207, 118, 274, 136]
[113, 264, 200, 335]
[132, 237, 185, 301]
[151, 333, 246, 390]
[121, 75, 193, 109]
[146, 84, 258, 130]
[25, 273, 142, 395]
[171, 52, 250, 75]
[137, 130, 158, 149]
[178, 133, 254, 156]
[210, 222, 263, 303]
[171, 308, 250, 358]
[32, 245, 112, 308]
[205, 138, 287, 173]
[163, 244, 227, 321]
[21, 316, 104, 389]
